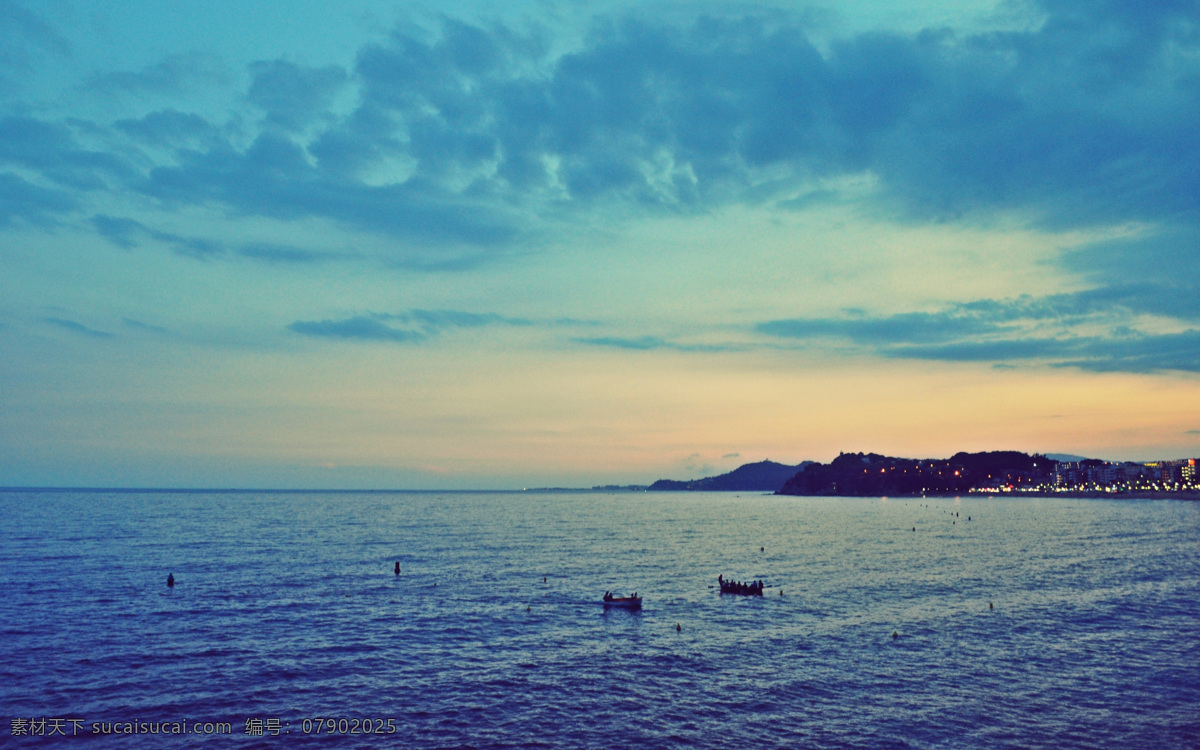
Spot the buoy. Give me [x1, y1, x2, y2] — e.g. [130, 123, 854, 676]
[760, 547, 764, 552]
[543, 576, 547, 583]
[526, 606, 530, 612]
[676, 623, 681, 632]
[166, 573, 174, 588]
[912, 527, 916, 531]
[394, 562, 400, 575]
[779, 589, 783, 596]
[989, 602, 993, 610]
[892, 630, 898, 639]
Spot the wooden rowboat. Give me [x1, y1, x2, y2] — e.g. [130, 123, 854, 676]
[602, 594, 642, 609]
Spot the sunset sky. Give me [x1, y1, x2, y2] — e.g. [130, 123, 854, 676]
[2, 0, 1198, 488]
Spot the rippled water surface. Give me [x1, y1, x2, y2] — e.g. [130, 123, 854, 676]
[2, 491, 1198, 748]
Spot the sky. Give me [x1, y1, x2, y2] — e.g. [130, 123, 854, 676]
[2, 0, 1199, 489]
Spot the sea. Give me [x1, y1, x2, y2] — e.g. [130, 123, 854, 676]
[1, 490, 1198, 749]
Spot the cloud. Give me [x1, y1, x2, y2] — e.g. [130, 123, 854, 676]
[0, 117, 132, 190]
[43, 317, 113, 338]
[288, 308, 531, 343]
[137, 132, 520, 248]
[90, 214, 223, 258]
[1057, 229, 1200, 321]
[759, 289, 1200, 374]
[288, 316, 427, 343]
[574, 335, 670, 351]
[238, 243, 336, 264]
[0, 1, 69, 95]
[122, 318, 170, 335]
[0, 172, 77, 225]
[87, 52, 228, 97]
[757, 311, 999, 345]
[247, 60, 349, 133]
[115, 110, 223, 149]
[10, 5, 1200, 268]
[572, 334, 743, 353]
[1054, 330, 1200, 373]
[388, 309, 532, 329]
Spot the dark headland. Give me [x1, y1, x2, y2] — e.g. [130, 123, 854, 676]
[776, 451, 1198, 497]
[648, 460, 812, 492]
[638, 451, 1198, 497]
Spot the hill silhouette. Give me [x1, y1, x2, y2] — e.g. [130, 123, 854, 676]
[649, 460, 812, 492]
[776, 451, 1054, 496]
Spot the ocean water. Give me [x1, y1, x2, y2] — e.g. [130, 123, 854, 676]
[1, 490, 1198, 748]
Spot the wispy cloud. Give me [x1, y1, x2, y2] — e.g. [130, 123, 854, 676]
[122, 318, 170, 335]
[759, 288, 1200, 374]
[238, 243, 339, 265]
[572, 335, 743, 353]
[288, 316, 427, 343]
[86, 52, 228, 97]
[43, 317, 113, 339]
[288, 309, 532, 344]
[91, 214, 223, 258]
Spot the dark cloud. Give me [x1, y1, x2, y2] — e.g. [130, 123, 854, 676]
[137, 132, 519, 247]
[114, 110, 223, 149]
[10, 5, 1199, 266]
[43, 317, 113, 338]
[288, 309, 531, 344]
[248, 61, 349, 133]
[0, 172, 77, 225]
[1057, 229, 1200, 321]
[0, 117, 132, 190]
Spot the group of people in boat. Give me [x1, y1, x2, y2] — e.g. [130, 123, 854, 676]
[602, 591, 637, 601]
[718, 574, 764, 596]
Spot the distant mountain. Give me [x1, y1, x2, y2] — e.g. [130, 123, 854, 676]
[1045, 454, 1093, 463]
[648, 460, 812, 492]
[777, 451, 1055, 496]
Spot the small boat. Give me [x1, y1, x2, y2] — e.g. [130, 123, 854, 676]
[602, 592, 642, 609]
[718, 575, 764, 596]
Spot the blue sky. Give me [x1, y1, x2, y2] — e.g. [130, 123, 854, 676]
[2, 0, 1198, 488]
